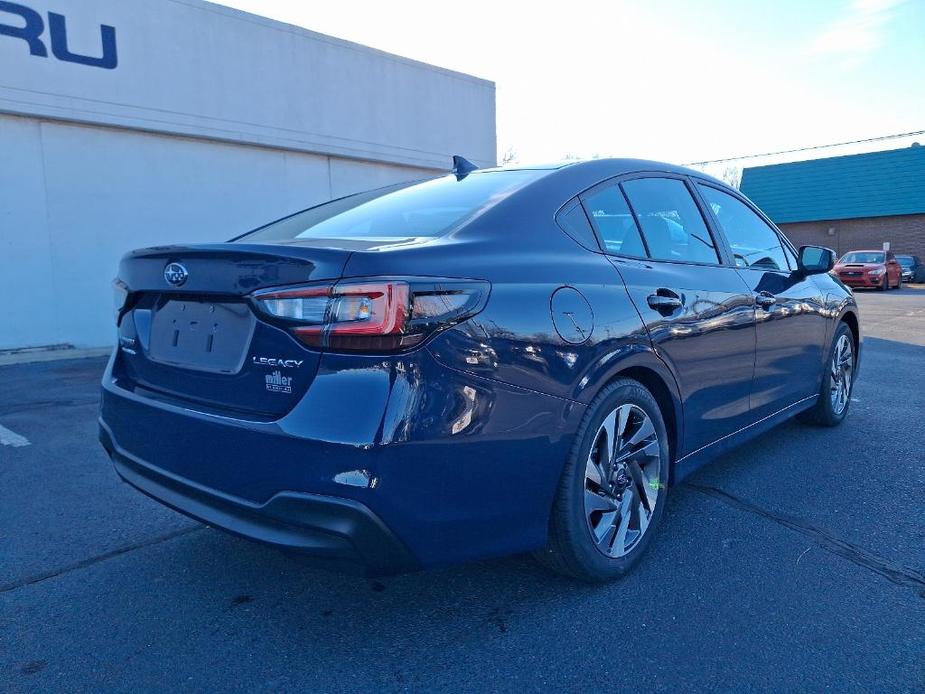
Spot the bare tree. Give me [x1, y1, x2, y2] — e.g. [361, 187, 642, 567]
[721, 166, 742, 189]
[500, 147, 518, 165]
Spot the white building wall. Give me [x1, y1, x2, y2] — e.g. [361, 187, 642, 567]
[0, 114, 437, 350]
[0, 0, 496, 351]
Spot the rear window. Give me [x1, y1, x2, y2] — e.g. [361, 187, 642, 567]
[841, 252, 884, 263]
[239, 171, 543, 242]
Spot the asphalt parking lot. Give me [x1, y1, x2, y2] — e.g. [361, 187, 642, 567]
[2, 288, 924, 692]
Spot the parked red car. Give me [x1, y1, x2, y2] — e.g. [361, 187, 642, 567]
[833, 250, 903, 290]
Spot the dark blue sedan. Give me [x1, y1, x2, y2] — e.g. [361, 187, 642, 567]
[100, 158, 860, 581]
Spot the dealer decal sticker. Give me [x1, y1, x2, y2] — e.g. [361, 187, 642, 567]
[265, 370, 293, 394]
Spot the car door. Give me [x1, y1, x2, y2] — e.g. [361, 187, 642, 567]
[581, 175, 756, 455]
[695, 182, 830, 419]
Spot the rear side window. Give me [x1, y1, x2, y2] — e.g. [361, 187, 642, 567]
[582, 185, 647, 256]
[239, 170, 543, 242]
[698, 185, 789, 271]
[622, 178, 719, 264]
[556, 201, 601, 250]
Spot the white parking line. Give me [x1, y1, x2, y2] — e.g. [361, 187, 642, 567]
[0, 424, 30, 448]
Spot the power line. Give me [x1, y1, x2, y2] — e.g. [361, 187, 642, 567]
[685, 130, 925, 167]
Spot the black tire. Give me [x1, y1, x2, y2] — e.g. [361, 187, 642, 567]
[534, 379, 670, 582]
[797, 322, 855, 427]
[878, 274, 887, 291]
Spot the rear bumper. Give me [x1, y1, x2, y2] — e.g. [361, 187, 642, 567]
[99, 346, 582, 569]
[99, 419, 418, 576]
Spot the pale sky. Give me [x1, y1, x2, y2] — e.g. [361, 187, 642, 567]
[217, 0, 924, 175]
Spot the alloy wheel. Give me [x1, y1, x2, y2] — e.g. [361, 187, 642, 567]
[830, 334, 854, 415]
[583, 404, 663, 557]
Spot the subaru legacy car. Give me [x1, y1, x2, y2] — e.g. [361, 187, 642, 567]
[100, 158, 860, 581]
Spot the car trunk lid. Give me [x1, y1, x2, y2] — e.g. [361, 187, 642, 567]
[113, 243, 351, 418]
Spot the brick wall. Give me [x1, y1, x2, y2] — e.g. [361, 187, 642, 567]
[778, 214, 925, 258]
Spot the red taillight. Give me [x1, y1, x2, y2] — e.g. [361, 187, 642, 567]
[252, 278, 489, 353]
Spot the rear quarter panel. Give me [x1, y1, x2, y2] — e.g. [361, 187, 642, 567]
[341, 198, 656, 406]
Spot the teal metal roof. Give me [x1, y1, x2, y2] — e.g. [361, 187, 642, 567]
[740, 145, 925, 224]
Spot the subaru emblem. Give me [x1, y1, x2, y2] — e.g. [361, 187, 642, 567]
[164, 262, 189, 287]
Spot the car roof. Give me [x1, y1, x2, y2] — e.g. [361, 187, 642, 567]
[479, 158, 720, 180]
[478, 161, 577, 172]
[473, 158, 728, 196]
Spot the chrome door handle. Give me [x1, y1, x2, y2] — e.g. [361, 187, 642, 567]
[755, 292, 776, 308]
[647, 292, 683, 312]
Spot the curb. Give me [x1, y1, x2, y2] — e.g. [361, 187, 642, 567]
[0, 347, 112, 367]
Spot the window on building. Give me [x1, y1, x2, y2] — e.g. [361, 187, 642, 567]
[621, 178, 719, 264]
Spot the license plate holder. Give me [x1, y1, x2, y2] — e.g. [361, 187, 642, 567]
[147, 300, 255, 374]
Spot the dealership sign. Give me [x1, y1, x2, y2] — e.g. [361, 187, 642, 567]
[0, 1, 117, 69]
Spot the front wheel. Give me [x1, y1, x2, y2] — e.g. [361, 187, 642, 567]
[797, 323, 855, 427]
[534, 379, 669, 582]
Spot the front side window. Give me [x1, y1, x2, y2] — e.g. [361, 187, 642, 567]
[582, 184, 647, 257]
[781, 240, 799, 271]
[621, 178, 719, 264]
[698, 185, 788, 271]
[239, 170, 543, 242]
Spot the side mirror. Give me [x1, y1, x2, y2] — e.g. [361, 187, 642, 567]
[799, 245, 835, 275]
